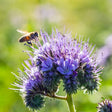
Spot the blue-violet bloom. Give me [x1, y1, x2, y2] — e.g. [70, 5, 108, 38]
[97, 99, 112, 112]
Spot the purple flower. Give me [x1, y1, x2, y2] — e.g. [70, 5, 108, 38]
[11, 54, 46, 110]
[63, 71, 78, 94]
[57, 58, 78, 75]
[77, 63, 100, 93]
[42, 71, 60, 95]
[97, 99, 112, 112]
[25, 76, 45, 110]
[12, 29, 103, 110]
[97, 35, 112, 65]
[41, 57, 53, 72]
[57, 58, 73, 75]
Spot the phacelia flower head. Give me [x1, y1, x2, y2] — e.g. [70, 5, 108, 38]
[35, 30, 102, 94]
[13, 29, 103, 110]
[97, 99, 112, 112]
[12, 59, 45, 110]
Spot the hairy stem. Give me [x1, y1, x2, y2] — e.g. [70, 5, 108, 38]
[46, 94, 67, 100]
[40, 92, 76, 112]
[53, 94, 67, 100]
[39, 92, 67, 100]
[66, 94, 76, 112]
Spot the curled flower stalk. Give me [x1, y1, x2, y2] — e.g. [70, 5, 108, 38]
[12, 29, 103, 112]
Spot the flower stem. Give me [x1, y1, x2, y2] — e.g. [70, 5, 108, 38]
[46, 94, 67, 100]
[40, 92, 76, 112]
[39, 92, 67, 100]
[53, 95, 67, 100]
[66, 94, 76, 112]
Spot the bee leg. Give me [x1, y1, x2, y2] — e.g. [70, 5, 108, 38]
[24, 43, 32, 48]
[27, 41, 32, 46]
[34, 38, 37, 43]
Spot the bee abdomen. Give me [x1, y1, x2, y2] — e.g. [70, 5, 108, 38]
[19, 36, 30, 42]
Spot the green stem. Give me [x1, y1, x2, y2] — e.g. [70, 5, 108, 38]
[39, 92, 66, 100]
[46, 94, 66, 100]
[40, 92, 76, 112]
[66, 94, 76, 112]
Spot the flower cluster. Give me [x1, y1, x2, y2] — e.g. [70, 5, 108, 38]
[13, 61, 45, 110]
[35, 30, 102, 94]
[97, 99, 112, 112]
[13, 29, 102, 110]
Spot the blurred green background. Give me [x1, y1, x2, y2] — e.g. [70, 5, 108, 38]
[0, 0, 112, 112]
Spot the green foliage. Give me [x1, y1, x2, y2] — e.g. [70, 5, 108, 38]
[0, 0, 112, 112]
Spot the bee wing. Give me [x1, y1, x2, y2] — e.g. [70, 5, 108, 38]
[17, 29, 29, 34]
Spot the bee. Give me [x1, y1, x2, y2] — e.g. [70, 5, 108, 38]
[17, 30, 39, 45]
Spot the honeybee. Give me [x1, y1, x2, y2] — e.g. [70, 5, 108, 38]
[17, 30, 39, 45]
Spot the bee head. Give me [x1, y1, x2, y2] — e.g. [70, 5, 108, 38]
[34, 32, 38, 37]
